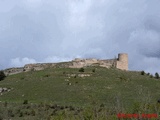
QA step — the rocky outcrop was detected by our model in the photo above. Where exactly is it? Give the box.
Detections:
[66,74,91,77]
[0,87,11,95]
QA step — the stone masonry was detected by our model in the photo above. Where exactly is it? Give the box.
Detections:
[3,53,128,76]
[69,53,128,70]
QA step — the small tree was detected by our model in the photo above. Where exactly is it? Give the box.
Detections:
[141,71,145,75]
[0,71,6,81]
[147,73,150,76]
[155,72,159,79]
[79,68,84,72]
[23,100,28,104]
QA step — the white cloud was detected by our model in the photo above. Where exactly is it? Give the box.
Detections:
[10,58,36,67]
[44,56,72,63]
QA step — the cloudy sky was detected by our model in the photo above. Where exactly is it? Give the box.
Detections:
[0,0,160,74]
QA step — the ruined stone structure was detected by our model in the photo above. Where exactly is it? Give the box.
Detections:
[116,53,128,70]
[69,53,128,70]
[4,67,24,76]
[23,63,56,72]
[3,53,128,76]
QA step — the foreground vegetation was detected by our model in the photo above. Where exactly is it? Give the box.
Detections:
[0,101,160,120]
[0,66,160,119]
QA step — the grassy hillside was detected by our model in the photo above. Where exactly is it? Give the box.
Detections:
[0,66,160,119]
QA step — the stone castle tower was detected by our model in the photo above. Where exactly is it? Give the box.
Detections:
[116,53,128,70]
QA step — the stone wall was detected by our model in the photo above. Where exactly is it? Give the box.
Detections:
[24,63,56,72]
[69,58,99,68]
[3,53,128,75]
[4,67,24,76]
[69,53,128,70]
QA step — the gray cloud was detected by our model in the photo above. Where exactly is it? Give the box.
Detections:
[0,0,160,74]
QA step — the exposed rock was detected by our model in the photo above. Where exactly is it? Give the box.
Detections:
[68,83,72,85]
[65,79,69,81]
[3,88,8,91]
[66,74,91,77]
[7,89,11,92]
[78,74,91,77]
[0,87,11,93]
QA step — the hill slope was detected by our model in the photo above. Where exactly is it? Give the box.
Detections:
[0,66,160,119]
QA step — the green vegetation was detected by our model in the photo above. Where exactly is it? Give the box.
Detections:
[0,71,6,81]
[79,68,84,72]
[0,66,160,119]
[141,71,145,75]
[92,68,95,73]
[155,72,159,79]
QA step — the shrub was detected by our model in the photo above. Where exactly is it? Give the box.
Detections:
[21,77,25,80]
[19,112,23,117]
[63,72,66,74]
[0,71,6,81]
[155,72,159,79]
[4,101,7,107]
[150,75,153,78]
[74,75,77,78]
[44,74,49,77]
[79,68,84,72]
[92,69,95,73]
[141,71,145,75]
[23,100,28,104]
[7,109,14,117]
[30,109,36,116]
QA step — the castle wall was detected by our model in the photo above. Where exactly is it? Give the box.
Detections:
[70,58,99,68]
[69,58,117,68]
[24,63,56,71]
[98,59,116,68]
[4,67,24,76]
[3,53,128,76]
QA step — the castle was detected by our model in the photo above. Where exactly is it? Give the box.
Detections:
[70,53,128,70]
[3,53,128,76]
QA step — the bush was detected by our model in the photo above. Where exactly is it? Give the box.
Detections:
[74,75,77,78]
[0,71,6,81]
[79,68,84,72]
[141,71,145,75]
[23,100,28,104]
[44,74,49,77]
[92,69,95,73]
[63,71,66,74]
[155,72,159,79]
